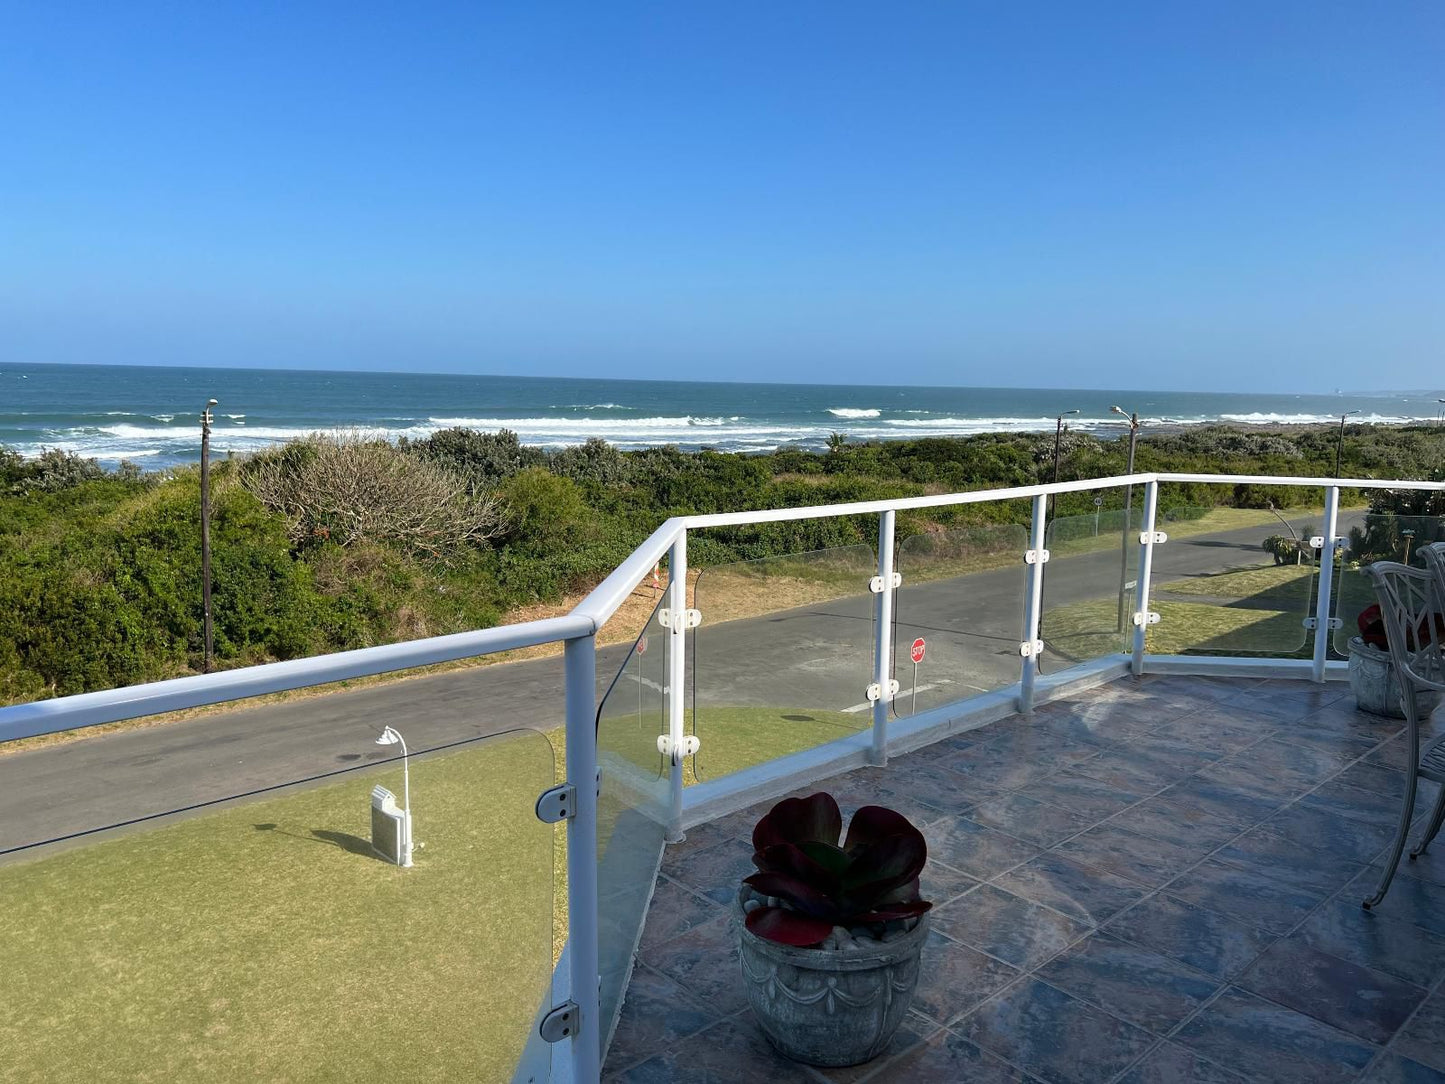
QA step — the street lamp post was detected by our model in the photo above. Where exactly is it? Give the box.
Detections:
[375,726,413,867]
[1093,496,1103,536]
[1403,529,1417,565]
[200,398,217,673]
[1111,406,1141,631]
[1336,410,1359,479]
[1050,409,1080,526]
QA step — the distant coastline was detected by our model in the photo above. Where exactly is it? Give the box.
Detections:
[3,362,1441,469]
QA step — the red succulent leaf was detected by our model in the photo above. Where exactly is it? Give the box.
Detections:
[843,806,918,855]
[752,793,842,852]
[755,842,842,892]
[841,829,927,900]
[746,906,835,947]
[744,871,837,918]
[797,841,851,876]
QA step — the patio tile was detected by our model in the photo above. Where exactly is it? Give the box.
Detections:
[1168,857,1325,936]
[920,860,979,906]
[910,928,1022,1026]
[1336,760,1435,801]
[1174,986,1379,1084]
[1053,822,1203,888]
[605,964,720,1071]
[669,808,757,857]
[964,793,1093,848]
[1016,767,1152,820]
[1303,778,1414,829]
[1264,802,1394,865]
[638,875,723,953]
[1115,1041,1247,1083]
[1195,754,1323,803]
[956,976,1157,1084]
[1129,733,1230,770]
[1106,893,1275,978]
[922,815,1041,880]
[1237,937,1426,1044]
[1217,735,1354,787]
[1224,686,1348,721]
[815,1012,935,1084]
[640,913,749,1018]
[1035,932,1221,1034]
[1351,865,1445,937]
[608,1014,820,1083]
[1297,897,1445,988]
[994,851,1146,925]
[1107,795,1245,854]
[1272,721,1387,759]
[1159,776,1283,829]
[1067,748,1187,792]
[1212,824,1365,896]
[933,884,1089,969]
[857,1028,1037,1083]
[665,836,757,905]
[944,741,1060,790]
[1391,990,1445,1073]
[1360,1053,1445,1084]
[1164,705,1279,753]
[829,774,957,830]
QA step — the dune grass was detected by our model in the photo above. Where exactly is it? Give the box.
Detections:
[0,731,557,1084]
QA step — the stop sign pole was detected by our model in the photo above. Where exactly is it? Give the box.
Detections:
[909,638,926,714]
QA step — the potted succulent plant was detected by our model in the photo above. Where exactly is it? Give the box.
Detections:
[733,792,931,1068]
[1350,603,1443,718]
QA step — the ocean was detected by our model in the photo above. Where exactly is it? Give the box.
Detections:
[2,362,1440,470]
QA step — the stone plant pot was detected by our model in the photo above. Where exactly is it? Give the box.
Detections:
[733,889,928,1067]
[1348,636,1442,719]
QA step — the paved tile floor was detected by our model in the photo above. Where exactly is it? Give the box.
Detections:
[603,675,1445,1083]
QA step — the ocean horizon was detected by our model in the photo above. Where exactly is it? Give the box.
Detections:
[4,362,1441,470]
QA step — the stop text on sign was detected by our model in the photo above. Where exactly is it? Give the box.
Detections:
[910,638,926,664]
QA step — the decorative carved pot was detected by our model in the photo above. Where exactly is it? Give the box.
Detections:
[733,889,928,1067]
[1349,636,1442,719]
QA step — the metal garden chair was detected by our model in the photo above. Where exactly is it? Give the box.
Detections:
[1362,557,1445,910]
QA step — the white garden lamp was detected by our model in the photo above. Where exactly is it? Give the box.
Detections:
[375,726,413,867]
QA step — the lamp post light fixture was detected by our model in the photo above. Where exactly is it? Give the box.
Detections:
[1052,409,1080,486]
[1336,410,1360,479]
[1093,496,1103,536]
[1403,528,1417,565]
[375,726,413,867]
[1110,405,1142,632]
[200,398,218,673]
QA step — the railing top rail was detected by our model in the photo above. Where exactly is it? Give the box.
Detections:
[680,473,1158,529]
[571,517,686,629]
[0,613,593,742]
[1153,472,1445,490]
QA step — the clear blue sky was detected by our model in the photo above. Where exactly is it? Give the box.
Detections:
[1,2,1441,392]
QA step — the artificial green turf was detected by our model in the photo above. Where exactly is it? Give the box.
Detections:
[0,731,557,1083]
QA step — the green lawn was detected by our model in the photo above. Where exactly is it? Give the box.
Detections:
[0,731,557,1084]
[1041,563,1318,664]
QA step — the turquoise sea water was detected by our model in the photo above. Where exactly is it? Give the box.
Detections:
[2,362,1440,469]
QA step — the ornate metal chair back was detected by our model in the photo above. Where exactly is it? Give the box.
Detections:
[1365,560,1445,695]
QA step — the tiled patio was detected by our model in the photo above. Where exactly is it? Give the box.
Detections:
[604,675,1445,1084]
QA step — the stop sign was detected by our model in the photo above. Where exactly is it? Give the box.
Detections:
[636,636,648,655]
[910,638,926,664]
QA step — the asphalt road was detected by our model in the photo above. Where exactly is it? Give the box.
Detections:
[0,511,1358,854]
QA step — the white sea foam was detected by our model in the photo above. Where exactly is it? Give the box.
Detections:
[828,408,881,418]
[1219,411,1422,425]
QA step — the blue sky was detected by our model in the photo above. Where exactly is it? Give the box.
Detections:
[1,2,1441,392]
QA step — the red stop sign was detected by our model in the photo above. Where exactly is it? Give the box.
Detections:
[910,638,926,664]
[636,636,648,655]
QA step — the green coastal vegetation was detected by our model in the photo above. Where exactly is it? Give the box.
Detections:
[1,424,1442,703]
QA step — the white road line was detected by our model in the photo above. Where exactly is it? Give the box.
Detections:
[841,678,955,714]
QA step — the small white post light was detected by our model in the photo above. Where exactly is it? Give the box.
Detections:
[374,726,413,867]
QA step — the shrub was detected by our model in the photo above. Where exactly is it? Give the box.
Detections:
[241,432,505,560]
[406,427,545,483]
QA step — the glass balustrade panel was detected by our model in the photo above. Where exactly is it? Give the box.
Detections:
[691,545,877,781]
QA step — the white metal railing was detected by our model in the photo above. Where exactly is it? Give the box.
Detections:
[3,470,1445,1084]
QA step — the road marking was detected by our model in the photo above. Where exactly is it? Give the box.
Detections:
[841,679,954,713]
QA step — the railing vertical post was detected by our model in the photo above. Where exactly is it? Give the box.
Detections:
[1020,493,1048,713]
[871,510,896,766]
[666,532,688,841]
[564,633,601,1083]
[1313,486,1341,683]
[1131,480,1160,675]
